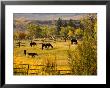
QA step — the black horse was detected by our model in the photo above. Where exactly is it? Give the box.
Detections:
[42,43,53,50]
[27,53,38,57]
[30,42,36,47]
[24,50,38,57]
[71,39,78,44]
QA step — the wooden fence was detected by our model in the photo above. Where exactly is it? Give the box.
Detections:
[14,63,72,75]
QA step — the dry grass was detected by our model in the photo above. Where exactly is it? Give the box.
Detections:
[14,39,77,75]
[14,39,97,75]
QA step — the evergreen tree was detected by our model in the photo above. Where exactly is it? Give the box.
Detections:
[55,18,62,35]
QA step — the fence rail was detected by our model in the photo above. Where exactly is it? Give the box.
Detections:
[14,63,72,75]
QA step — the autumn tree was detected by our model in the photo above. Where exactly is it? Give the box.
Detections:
[27,23,42,39]
[67,15,97,75]
[14,31,19,40]
[68,30,74,38]
[75,28,83,39]
[60,27,68,42]
[14,31,26,40]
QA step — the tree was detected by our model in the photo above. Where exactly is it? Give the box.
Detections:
[62,20,67,27]
[67,15,97,75]
[68,19,73,27]
[41,25,56,38]
[55,18,63,35]
[68,30,74,37]
[75,28,83,39]
[14,31,19,40]
[48,26,56,38]
[67,26,75,39]
[18,32,26,40]
[41,26,48,38]
[60,27,69,42]
[25,31,33,40]
[14,31,26,40]
[27,23,42,39]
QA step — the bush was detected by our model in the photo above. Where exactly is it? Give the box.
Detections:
[42,57,57,75]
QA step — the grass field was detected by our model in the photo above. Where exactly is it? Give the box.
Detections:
[14,39,79,75]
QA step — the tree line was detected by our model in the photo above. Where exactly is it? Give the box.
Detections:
[14,15,96,42]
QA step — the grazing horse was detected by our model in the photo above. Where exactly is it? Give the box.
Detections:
[71,39,78,44]
[24,50,38,57]
[42,43,53,50]
[30,42,36,47]
[27,53,38,57]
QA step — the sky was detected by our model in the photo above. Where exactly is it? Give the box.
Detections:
[13,13,91,20]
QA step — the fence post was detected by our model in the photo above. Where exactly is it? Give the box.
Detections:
[27,64,30,75]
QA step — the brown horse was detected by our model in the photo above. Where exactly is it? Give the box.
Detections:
[30,42,36,47]
[42,43,53,50]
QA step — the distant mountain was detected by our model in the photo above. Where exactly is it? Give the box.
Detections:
[14,13,88,21]
[13,13,96,31]
[13,19,81,32]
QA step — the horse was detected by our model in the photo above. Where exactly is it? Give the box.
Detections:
[42,43,53,50]
[30,42,36,47]
[27,53,38,57]
[24,50,38,57]
[71,39,78,44]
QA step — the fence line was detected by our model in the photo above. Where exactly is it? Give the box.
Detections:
[14,63,72,75]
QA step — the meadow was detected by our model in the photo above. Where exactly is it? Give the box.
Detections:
[14,39,79,75]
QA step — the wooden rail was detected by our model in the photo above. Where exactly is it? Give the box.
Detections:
[13,63,72,75]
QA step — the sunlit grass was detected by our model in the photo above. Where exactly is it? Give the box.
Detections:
[14,40,77,75]
[14,39,96,75]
